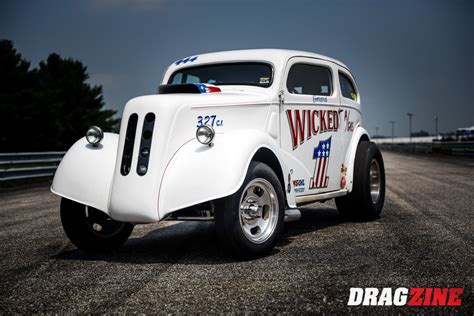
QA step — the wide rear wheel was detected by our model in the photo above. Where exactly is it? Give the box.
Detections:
[335,141,385,220]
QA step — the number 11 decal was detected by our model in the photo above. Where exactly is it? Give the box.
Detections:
[310,137,331,189]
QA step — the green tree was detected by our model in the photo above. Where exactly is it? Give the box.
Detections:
[0,40,37,151]
[0,39,119,152]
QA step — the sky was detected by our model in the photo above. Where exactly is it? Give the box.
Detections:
[1,0,473,136]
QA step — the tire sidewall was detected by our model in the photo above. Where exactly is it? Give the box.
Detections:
[218,162,285,258]
[60,198,133,252]
[354,141,386,218]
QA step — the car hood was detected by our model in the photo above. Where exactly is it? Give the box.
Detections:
[108,90,274,222]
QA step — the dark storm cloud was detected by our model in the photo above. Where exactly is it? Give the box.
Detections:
[1,0,472,135]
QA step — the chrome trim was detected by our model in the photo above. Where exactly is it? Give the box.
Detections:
[196,125,215,145]
[295,189,348,205]
[168,216,214,221]
[284,209,301,222]
[86,126,104,146]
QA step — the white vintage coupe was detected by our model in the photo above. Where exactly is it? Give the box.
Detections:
[52,49,385,258]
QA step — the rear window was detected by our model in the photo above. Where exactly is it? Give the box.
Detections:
[287,64,332,96]
[168,62,273,87]
[339,72,357,101]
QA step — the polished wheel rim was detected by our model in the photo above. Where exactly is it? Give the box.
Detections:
[239,178,279,244]
[84,206,125,238]
[369,158,381,204]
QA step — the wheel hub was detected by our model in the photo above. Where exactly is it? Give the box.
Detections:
[239,178,279,244]
[240,198,263,221]
[369,158,381,204]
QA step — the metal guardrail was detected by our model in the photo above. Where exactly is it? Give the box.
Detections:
[373,136,441,144]
[377,141,474,157]
[0,152,65,182]
[1,140,472,181]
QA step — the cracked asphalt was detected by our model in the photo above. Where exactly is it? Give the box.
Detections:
[0,151,472,313]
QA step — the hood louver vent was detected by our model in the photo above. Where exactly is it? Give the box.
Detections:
[120,113,138,176]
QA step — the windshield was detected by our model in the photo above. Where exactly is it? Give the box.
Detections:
[168,62,273,87]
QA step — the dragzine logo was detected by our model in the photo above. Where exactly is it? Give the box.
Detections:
[347,287,464,307]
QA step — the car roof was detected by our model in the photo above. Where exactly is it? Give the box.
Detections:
[169,49,350,71]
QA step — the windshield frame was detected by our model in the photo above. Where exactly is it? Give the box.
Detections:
[167,61,274,88]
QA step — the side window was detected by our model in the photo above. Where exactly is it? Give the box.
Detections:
[171,73,200,84]
[287,63,332,96]
[171,73,183,84]
[339,72,357,101]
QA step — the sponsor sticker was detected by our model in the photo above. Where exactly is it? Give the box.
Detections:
[350,92,357,101]
[259,77,270,84]
[340,176,346,189]
[344,110,356,132]
[313,96,328,103]
[292,179,305,193]
[175,56,198,65]
[340,164,347,175]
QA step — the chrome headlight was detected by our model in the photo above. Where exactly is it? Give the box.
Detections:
[86,126,104,145]
[196,125,215,145]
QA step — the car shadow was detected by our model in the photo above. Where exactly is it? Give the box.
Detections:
[279,205,343,247]
[53,205,344,265]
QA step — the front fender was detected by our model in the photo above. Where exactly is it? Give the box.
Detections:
[343,125,370,192]
[158,129,294,218]
[51,133,118,214]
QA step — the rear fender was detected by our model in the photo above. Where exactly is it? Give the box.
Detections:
[343,125,370,192]
[158,129,295,218]
[51,133,118,214]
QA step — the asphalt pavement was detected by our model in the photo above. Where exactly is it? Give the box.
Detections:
[0,151,472,313]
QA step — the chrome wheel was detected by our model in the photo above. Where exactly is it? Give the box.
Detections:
[239,178,279,244]
[369,158,381,204]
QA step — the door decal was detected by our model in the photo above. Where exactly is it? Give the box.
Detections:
[310,137,332,189]
[286,109,339,150]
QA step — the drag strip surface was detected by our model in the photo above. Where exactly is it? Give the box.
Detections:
[0,152,472,313]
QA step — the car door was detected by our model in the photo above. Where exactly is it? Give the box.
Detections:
[280,57,344,196]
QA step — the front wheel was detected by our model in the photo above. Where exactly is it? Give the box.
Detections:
[335,141,385,220]
[215,162,285,259]
[60,198,134,252]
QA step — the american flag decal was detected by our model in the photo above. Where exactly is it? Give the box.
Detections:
[310,137,332,189]
[194,83,221,93]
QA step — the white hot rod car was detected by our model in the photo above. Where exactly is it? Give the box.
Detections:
[51,49,385,258]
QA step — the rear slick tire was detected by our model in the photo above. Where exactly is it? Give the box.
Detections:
[335,141,385,220]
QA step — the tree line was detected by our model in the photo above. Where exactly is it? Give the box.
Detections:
[0,39,119,152]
